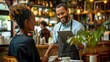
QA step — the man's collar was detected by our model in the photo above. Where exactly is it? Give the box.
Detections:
[62,18,72,26]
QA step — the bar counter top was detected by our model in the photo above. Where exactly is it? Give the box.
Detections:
[0,41,110,62]
[36,40,110,48]
[98,40,110,45]
[36,44,49,48]
[0,41,110,57]
[36,41,110,57]
[0,40,109,47]
[36,44,58,57]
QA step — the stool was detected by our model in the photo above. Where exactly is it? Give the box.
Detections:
[3,56,18,62]
[99,52,109,62]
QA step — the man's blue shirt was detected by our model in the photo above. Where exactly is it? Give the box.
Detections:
[52,19,84,43]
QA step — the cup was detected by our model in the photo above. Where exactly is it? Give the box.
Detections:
[48,56,57,62]
[70,60,83,62]
[61,57,70,62]
[40,38,44,45]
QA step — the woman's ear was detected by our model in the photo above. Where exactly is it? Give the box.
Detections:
[25,19,29,23]
[24,19,29,26]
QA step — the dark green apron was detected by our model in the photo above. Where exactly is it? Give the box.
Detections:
[58,20,80,60]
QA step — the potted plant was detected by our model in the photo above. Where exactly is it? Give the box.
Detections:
[66,21,109,62]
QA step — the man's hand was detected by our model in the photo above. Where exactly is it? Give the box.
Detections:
[42,56,49,62]
[54,57,60,62]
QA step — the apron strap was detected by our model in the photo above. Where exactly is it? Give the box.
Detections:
[59,19,73,31]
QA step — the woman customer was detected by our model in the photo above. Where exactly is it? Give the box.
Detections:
[8,4,47,62]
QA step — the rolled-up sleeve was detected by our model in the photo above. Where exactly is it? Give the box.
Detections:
[52,27,58,44]
[51,24,60,44]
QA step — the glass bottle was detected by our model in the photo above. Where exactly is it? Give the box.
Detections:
[49,1,53,7]
[45,1,49,7]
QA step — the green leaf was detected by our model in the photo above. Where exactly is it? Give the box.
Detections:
[66,21,109,48]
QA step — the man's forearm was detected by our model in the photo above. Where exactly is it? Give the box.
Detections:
[44,43,55,57]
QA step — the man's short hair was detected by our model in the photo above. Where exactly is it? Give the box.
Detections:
[56,3,68,10]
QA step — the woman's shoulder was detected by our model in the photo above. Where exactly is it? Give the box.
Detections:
[11,34,33,44]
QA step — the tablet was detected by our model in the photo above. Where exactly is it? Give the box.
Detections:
[57,30,74,43]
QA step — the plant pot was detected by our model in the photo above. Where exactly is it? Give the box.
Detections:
[89,55,97,62]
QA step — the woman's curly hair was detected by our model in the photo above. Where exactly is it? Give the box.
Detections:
[9,4,32,29]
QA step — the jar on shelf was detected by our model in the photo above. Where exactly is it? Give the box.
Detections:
[0,35,4,44]
[31,7,39,16]
[49,1,53,7]
[45,1,49,7]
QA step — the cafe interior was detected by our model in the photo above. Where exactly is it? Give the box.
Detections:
[0,0,110,62]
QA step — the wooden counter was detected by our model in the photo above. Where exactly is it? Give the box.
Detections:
[36,41,110,57]
[36,44,49,49]
[82,41,110,62]
[36,44,58,57]
[0,44,9,62]
[0,41,110,61]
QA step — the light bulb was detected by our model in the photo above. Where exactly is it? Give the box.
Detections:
[90,0,94,3]
[97,12,101,16]
[33,11,38,15]
[103,0,107,4]
[77,9,81,14]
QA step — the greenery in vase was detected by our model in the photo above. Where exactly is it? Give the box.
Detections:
[66,21,109,48]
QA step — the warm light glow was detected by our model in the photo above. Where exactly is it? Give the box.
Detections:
[89,0,94,3]
[76,6,82,15]
[33,11,38,15]
[96,12,101,16]
[49,23,52,26]
[8,16,11,20]
[103,0,107,4]
[76,9,81,14]
[0,0,5,2]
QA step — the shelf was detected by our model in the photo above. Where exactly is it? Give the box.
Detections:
[0,10,9,15]
[36,15,50,18]
[36,15,55,18]
[0,30,11,32]
[31,4,55,18]
[0,44,9,47]
[81,10,110,15]
[83,23,102,26]
[31,5,55,10]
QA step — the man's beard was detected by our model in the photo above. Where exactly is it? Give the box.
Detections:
[57,14,69,24]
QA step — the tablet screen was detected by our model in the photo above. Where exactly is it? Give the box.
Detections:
[57,30,74,43]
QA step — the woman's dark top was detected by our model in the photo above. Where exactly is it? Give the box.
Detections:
[8,34,41,62]
[40,28,50,43]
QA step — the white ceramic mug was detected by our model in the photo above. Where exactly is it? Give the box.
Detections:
[60,57,70,62]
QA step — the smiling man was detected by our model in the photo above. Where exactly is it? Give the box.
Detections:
[43,3,84,61]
